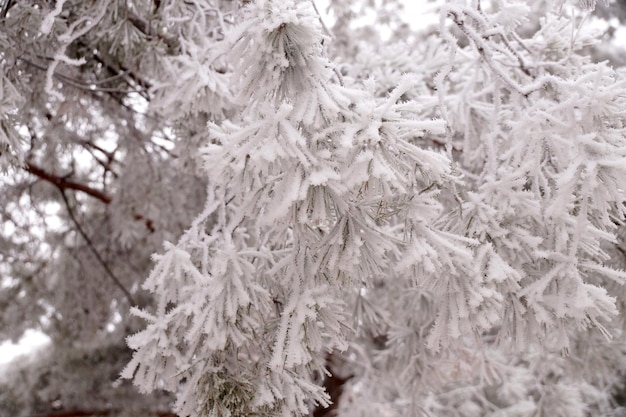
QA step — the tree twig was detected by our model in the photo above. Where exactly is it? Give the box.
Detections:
[26,161,113,204]
[0,0,13,19]
[59,188,137,306]
[126,10,179,52]
[24,161,156,233]
[310,0,332,39]
[20,57,146,95]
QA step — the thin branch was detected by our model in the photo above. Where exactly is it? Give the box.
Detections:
[25,161,155,232]
[20,57,146,94]
[81,145,119,180]
[0,0,13,19]
[311,0,333,38]
[126,11,179,52]
[81,140,116,162]
[25,410,177,417]
[25,161,113,204]
[86,68,132,86]
[615,244,626,263]
[90,51,152,101]
[498,32,532,77]
[448,9,531,98]
[308,1,343,86]
[59,188,137,306]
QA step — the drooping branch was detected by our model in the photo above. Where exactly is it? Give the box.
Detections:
[58,188,137,306]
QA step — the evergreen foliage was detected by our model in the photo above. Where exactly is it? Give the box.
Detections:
[4,1,626,416]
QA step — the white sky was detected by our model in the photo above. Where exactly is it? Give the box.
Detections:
[0,330,50,367]
[317,0,437,33]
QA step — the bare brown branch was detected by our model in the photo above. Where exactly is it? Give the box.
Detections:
[25,161,113,204]
[24,161,155,233]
